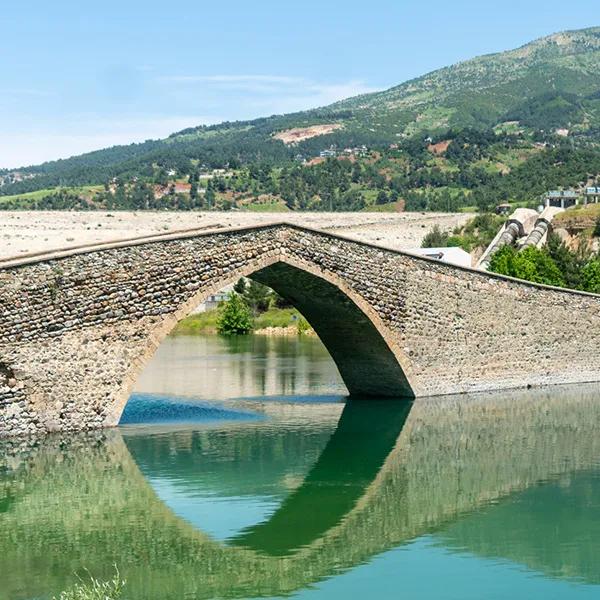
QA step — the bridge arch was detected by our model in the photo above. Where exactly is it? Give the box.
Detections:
[112,254,415,425]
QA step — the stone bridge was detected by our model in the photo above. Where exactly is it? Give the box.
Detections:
[1,222,599,436]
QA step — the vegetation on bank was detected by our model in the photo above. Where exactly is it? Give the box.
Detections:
[489,230,600,293]
[3,134,600,214]
[171,279,312,336]
[421,213,505,253]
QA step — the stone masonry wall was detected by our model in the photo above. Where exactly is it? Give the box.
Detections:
[1,223,600,436]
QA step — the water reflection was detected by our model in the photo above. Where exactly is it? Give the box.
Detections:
[2,383,600,599]
[134,335,346,401]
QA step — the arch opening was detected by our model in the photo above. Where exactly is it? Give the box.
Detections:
[119,257,415,427]
[250,261,414,398]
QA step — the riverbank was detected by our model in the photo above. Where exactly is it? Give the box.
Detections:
[0,210,471,261]
[170,307,314,336]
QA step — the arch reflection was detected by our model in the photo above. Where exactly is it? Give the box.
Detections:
[2,385,600,599]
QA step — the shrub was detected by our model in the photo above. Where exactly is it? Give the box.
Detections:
[581,260,600,294]
[421,225,449,248]
[296,316,311,335]
[489,245,565,287]
[216,293,253,335]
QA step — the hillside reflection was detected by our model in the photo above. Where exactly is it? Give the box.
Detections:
[2,384,600,599]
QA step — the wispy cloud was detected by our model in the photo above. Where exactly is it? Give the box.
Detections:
[157,73,380,112]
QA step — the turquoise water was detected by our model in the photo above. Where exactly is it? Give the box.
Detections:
[1,335,600,599]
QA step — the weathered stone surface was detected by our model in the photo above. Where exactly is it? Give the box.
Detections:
[1,222,600,436]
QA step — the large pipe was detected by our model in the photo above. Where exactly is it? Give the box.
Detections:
[478,208,539,271]
[479,221,523,271]
[520,207,564,250]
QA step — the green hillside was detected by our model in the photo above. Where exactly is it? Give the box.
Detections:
[2,27,600,212]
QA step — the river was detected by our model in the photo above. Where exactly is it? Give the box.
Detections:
[1,334,600,599]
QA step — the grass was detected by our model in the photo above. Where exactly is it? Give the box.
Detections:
[170,310,220,335]
[171,306,304,335]
[363,201,402,212]
[0,185,103,205]
[243,201,290,212]
[53,569,125,600]
[254,307,301,329]
[554,202,600,229]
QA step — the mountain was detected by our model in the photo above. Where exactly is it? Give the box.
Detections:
[331,26,600,136]
[2,26,600,211]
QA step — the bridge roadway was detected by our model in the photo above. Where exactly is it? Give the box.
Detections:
[1,222,600,435]
[2,386,600,599]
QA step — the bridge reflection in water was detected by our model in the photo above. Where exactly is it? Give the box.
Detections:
[2,385,600,599]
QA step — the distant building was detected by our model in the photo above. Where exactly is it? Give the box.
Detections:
[190,286,233,314]
[495,203,512,215]
[408,247,472,269]
[319,149,337,158]
[544,190,579,209]
[584,187,600,205]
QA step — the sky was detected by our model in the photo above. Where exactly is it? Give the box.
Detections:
[0,0,598,168]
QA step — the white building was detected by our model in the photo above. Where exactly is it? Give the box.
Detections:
[408,247,472,268]
[190,284,234,314]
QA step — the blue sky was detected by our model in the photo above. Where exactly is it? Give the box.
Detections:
[1,0,598,168]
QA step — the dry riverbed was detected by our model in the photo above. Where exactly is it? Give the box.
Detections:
[0,211,471,260]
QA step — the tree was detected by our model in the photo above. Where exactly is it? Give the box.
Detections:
[216,293,253,335]
[546,233,588,289]
[242,279,272,315]
[421,225,449,248]
[233,277,246,295]
[581,260,600,294]
[376,190,389,205]
[489,245,565,287]
[594,216,600,238]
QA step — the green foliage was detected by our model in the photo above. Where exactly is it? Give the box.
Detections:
[173,306,305,334]
[242,279,273,315]
[216,293,253,335]
[581,260,600,293]
[296,316,311,335]
[422,214,504,252]
[254,308,301,329]
[171,310,221,335]
[421,225,449,247]
[53,569,125,600]
[546,234,590,289]
[489,245,565,287]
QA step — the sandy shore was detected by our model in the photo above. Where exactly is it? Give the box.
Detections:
[0,211,471,261]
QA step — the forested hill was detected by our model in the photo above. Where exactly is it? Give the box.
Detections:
[2,26,600,211]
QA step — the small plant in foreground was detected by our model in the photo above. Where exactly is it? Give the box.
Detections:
[53,567,125,600]
[296,316,311,335]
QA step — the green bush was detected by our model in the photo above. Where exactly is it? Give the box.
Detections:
[489,245,565,287]
[581,260,600,294]
[421,225,449,248]
[296,316,311,335]
[216,293,253,335]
